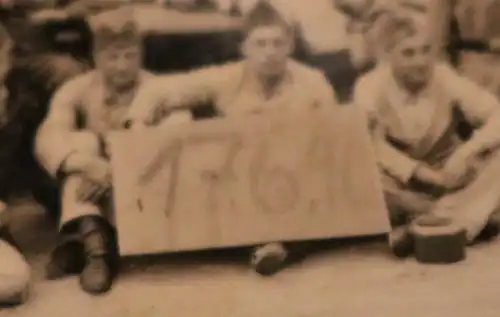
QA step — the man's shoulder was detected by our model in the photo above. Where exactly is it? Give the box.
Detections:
[434,61,461,82]
[138,70,155,82]
[288,59,329,83]
[56,70,97,94]
[355,63,389,92]
[200,61,245,78]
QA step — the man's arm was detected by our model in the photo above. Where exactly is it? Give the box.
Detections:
[35,76,83,177]
[127,65,229,126]
[440,63,500,157]
[353,69,421,184]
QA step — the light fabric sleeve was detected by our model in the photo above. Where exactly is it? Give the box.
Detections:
[439,63,500,155]
[353,67,420,184]
[35,75,87,177]
[127,63,237,125]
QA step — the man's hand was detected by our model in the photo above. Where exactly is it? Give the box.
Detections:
[441,149,477,190]
[126,103,173,129]
[412,165,445,188]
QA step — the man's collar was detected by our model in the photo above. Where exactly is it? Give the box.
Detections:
[387,67,436,105]
[243,59,293,99]
[101,72,144,106]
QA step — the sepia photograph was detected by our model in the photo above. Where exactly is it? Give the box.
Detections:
[0,0,499,316]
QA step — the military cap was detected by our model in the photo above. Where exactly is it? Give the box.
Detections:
[89,7,141,51]
[385,11,430,50]
[241,0,294,36]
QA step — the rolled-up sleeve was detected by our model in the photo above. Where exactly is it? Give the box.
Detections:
[440,63,500,154]
[439,63,499,125]
[35,77,82,177]
[353,69,419,184]
[127,64,232,125]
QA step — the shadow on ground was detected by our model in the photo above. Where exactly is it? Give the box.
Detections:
[3,198,500,317]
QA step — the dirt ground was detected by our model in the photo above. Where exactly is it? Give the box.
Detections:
[2,199,500,317]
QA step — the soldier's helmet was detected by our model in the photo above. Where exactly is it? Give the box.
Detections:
[89,8,141,51]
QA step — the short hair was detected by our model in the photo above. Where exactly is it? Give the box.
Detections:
[89,8,141,51]
[241,1,294,37]
[384,11,429,51]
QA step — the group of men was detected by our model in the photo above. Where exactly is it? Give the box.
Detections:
[1,0,500,308]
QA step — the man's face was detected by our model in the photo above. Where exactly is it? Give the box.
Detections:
[95,44,142,89]
[242,25,294,78]
[391,34,435,87]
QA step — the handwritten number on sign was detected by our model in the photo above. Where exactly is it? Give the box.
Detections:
[250,138,300,214]
[138,139,183,217]
[184,133,243,213]
[138,133,243,216]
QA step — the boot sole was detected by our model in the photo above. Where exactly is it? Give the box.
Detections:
[251,251,287,276]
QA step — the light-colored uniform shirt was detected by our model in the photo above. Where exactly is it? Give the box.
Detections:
[127,59,338,122]
[378,71,438,145]
[35,70,191,177]
[354,61,500,184]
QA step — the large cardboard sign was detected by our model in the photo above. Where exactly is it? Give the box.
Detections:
[108,107,390,256]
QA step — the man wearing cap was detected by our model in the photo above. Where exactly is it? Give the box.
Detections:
[35,9,191,294]
[354,14,500,257]
[126,1,338,276]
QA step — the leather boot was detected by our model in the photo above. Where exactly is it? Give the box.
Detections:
[250,242,288,276]
[79,217,116,295]
[388,225,414,258]
[475,217,500,242]
[45,236,85,280]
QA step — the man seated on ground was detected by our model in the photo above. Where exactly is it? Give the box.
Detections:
[354,13,500,257]
[35,9,192,295]
[0,23,31,307]
[125,0,338,276]
[332,0,436,102]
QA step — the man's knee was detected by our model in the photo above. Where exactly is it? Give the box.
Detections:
[0,241,30,304]
[381,174,434,223]
[70,132,100,156]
